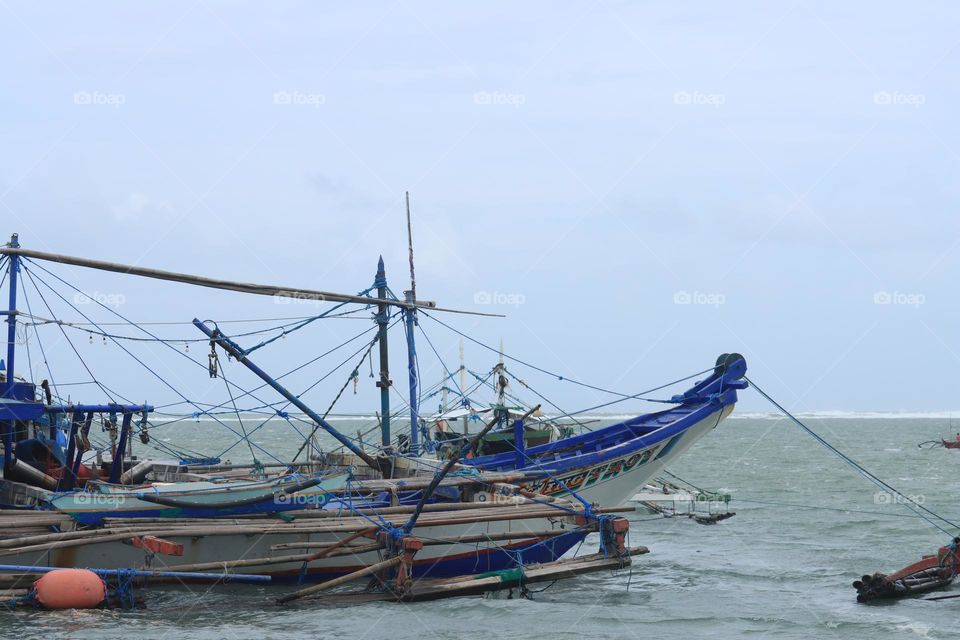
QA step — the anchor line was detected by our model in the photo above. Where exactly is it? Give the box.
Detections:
[747,376,960,536]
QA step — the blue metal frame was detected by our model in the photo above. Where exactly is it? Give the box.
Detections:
[403,291,419,453]
[3,233,19,470]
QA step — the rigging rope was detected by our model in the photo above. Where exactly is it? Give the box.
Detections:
[747,376,960,535]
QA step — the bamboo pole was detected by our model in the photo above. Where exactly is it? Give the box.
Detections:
[277,556,402,604]
[160,542,386,573]
[272,528,574,551]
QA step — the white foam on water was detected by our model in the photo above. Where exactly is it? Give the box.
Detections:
[734,410,960,420]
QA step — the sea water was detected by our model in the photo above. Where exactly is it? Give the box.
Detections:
[4,416,960,639]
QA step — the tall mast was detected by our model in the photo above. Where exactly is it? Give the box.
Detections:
[402,192,420,454]
[459,337,467,435]
[3,233,20,470]
[375,257,391,448]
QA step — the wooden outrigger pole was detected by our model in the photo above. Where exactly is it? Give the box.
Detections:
[0,244,503,317]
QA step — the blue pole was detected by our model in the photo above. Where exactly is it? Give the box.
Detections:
[192,319,382,470]
[4,233,19,470]
[403,290,419,454]
[0,564,271,584]
[374,257,391,448]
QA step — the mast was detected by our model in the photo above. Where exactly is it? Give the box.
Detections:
[3,233,19,470]
[375,257,391,448]
[403,192,420,454]
[459,338,467,435]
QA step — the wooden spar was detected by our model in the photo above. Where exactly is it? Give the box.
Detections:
[284,547,650,605]
[0,246,505,317]
[402,404,542,533]
[271,528,575,551]
[0,505,599,556]
[163,529,577,573]
[97,504,631,532]
[161,541,386,573]
[305,526,378,562]
[277,556,403,604]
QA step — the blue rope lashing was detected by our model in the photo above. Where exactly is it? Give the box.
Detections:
[112,568,137,610]
[597,515,611,558]
[0,589,37,609]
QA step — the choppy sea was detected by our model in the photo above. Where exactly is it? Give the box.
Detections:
[5,416,960,639]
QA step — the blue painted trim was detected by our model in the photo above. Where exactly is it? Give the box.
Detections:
[466,356,746,476]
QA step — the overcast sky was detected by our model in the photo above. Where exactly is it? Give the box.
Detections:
[1,2,958,417]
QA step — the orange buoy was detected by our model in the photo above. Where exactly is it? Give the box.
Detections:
[34,569,107,609]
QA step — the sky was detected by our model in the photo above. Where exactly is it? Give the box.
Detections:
[1,1,959,418]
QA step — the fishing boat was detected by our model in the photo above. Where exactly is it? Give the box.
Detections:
[0,230,639,593]
[854,539,960,602]
[0,476,628,585]
[418,348,746,506]
[461,353,746,506]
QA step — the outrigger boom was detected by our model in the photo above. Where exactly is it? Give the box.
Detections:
[0,245,501,317]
